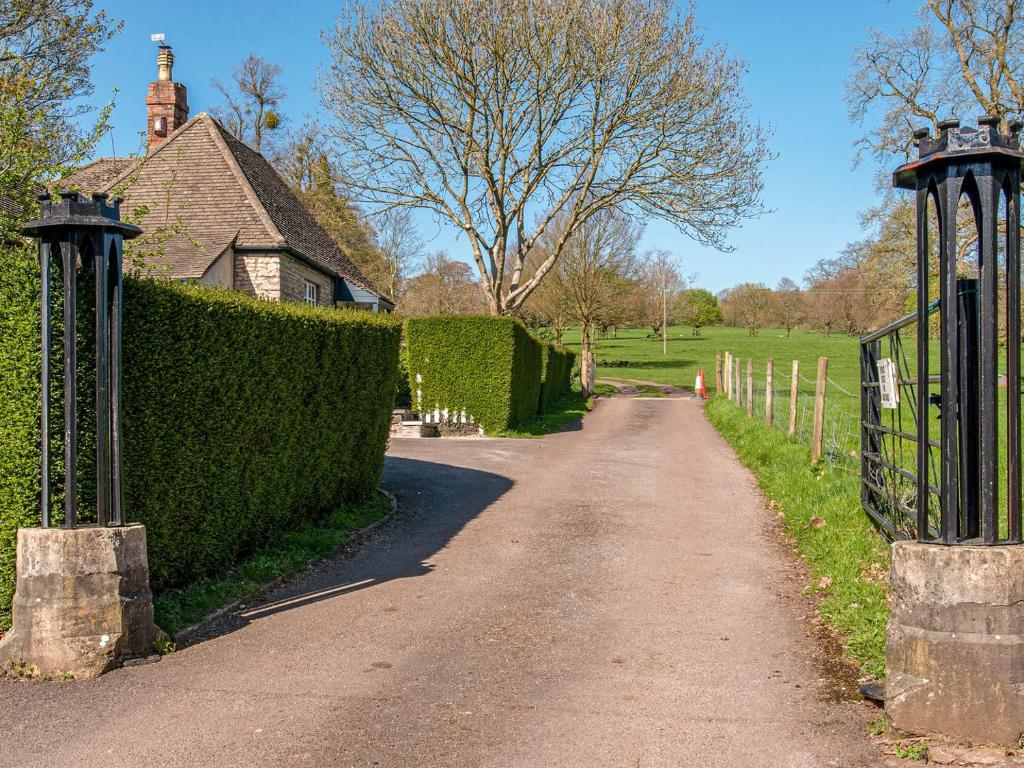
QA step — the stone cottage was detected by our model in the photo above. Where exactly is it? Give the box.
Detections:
[71,45,392,311]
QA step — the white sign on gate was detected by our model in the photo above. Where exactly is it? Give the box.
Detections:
[877,358,899,409]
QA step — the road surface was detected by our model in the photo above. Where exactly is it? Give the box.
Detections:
[0,396,882,767]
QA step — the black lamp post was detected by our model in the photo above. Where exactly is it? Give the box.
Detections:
[22,192,141,529]
[893,118,1023,544]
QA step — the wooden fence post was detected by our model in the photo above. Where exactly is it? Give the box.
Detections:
[734,355,740,404]
[788,360,799,437]
[811,356,828,464]
[746,359,753,417]
[715,351,723,395]
[765,359,774,426]
[726,352,731,400]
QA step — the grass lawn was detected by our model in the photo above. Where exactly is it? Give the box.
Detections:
[561,325,864,395]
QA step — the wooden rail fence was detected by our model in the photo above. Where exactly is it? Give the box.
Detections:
[716,352,835,466]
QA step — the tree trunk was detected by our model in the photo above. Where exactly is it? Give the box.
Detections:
[581,324,596,396]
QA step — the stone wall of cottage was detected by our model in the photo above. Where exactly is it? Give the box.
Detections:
[280,252,333,307]
[234,254,280,300]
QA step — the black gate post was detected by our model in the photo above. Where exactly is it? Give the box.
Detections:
[22,192,140,528]
[893,118,1024,544]
[883,118,1024,744]
[0,191,156,679]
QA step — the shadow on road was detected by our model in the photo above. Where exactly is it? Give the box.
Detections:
[182,457,513,645]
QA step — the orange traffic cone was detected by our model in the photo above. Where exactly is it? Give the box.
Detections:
[694,370,707,400]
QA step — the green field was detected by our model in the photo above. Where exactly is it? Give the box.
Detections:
[561,325,863,394]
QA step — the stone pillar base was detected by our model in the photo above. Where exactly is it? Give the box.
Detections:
[886,540,1024,745]
[0,524,157,679]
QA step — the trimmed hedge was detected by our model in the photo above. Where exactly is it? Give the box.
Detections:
[405,315,543,432]
[0,246,43,626]
[539,344,576,411]
[0,264,401,622]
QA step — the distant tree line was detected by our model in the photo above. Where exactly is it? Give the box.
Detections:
[717,256,903,338]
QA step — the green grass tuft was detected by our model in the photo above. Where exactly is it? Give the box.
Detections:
[706,396,890,678]
[495,390,592,438]
[592,383,620,397]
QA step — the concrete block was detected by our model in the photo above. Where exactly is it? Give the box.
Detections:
[0,524,158,679]
[886,540,1024,745]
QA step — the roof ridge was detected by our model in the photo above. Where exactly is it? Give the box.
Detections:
[202,116,285,246]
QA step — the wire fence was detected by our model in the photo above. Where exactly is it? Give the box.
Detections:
[718,353,861,475]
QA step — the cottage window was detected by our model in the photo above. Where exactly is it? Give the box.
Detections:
[303,281,318,306]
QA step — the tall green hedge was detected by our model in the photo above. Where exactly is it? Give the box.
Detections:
[539,344,576,411]
[405,315,543,432]
[0,246,43,627]
[0,266,401,622]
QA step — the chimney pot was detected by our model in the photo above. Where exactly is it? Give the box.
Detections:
[157,46,174,82]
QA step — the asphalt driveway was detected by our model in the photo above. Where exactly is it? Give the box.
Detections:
[0,397,882,767]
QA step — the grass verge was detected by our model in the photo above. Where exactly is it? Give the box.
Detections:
[705,396,890,678]
[154,492,393,637]
[497,390,592,437]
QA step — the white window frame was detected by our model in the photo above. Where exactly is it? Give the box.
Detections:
[303,280,319,306]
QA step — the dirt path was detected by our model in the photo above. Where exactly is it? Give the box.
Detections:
[0,398,882,767]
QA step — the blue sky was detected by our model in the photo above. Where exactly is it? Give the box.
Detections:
[85,0,920,293]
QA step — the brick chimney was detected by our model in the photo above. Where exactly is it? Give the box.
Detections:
[145,45,188,151]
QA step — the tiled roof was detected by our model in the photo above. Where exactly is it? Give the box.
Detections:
[0,194,21,217]
[69,114,381,296]
[70,158,138,194]
[214,126,381,295]
[133,231,237,280]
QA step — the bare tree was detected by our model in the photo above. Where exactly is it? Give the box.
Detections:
[772,277,802,337]
[804,270,875,336]
[321,0,769,315]
[374,209,423,301]
[526,207,641,395]
[636,249,684,347]
[721,282,773,336]
[848,0,1024,165]
[213,54,286,152]
[399,251,488,315]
